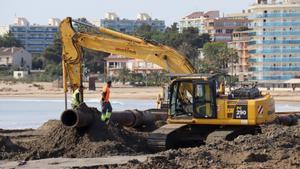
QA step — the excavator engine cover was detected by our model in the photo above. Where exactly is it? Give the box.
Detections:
[228,87,261,100]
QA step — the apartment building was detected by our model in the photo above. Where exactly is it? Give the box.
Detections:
[100,13,165,34]
[179,11,250,42]
[206,17,250,42]
[8,17,60,54]
[104,54,163,78]
[228,31,253,81]
[248,0,300,87]
[178,11,220,34]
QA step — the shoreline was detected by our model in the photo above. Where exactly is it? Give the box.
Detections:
[1,81,300,102]
[1,94,300,103]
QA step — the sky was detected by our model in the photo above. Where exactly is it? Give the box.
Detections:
[0,0,254,26]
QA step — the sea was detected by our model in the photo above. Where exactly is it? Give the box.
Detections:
[0,98,299,129]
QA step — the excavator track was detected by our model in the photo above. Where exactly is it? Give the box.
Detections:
[206,126,262,143]
[147,124,216,152]
[147,124,187,152]
[148,124,262,152]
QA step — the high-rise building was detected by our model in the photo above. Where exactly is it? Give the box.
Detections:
[8,17,60,54]
[248,0,300,87]
[100,13,165,33]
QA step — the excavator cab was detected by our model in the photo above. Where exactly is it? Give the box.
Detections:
[169,76,217,120]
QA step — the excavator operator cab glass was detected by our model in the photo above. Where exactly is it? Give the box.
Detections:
[169,79,217,119]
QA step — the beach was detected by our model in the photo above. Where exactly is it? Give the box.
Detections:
[0,81,299,168]
[1,81,300,102]
[0,81,163,100]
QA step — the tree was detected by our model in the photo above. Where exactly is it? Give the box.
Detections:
[0,32,22,47]
[116,67,130,84]
[32,54,44,69]
[178,42,198,63]
[42,33,62,64]
[202,42,238,73]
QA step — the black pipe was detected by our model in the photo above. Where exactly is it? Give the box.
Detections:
[61,104,168,128]
[61,103,94,128]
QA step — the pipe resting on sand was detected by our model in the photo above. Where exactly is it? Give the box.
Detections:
[60,103,168,128]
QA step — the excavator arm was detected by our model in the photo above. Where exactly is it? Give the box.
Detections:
[60,17,195,92]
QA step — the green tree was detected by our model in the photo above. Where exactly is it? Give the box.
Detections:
[116,67,131,84]
[0,32,22,47]
[178,42,198,62]
[202,42,239,73]
[42,33,62,64]
[32,54,44,69]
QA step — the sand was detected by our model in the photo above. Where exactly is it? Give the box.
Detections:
[1,81,300,102]
[0,118,299,168]
[0,81,163,100]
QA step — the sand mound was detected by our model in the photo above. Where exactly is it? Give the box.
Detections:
[21,119,149,160]
[114,122,300,169]
[0,136,26,160]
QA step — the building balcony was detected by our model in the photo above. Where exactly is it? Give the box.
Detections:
[249,75,294,81]
[250,40,300,45]
[256,22,300,27]
[256,31,300,36]
[249,57,300,62]
[249,66,300,71]
[253,13,300,18]
[249,48,300,54]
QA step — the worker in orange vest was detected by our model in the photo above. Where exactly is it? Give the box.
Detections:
[101,81,112,123]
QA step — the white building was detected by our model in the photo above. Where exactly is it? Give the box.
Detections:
[0,26,9,36]
[104,54,163,78]
[178,11,220,34]
[0,47,32,69]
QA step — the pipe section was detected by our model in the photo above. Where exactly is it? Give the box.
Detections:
[61,104,168,128]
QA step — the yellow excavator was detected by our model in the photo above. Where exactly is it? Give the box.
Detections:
[60,17,276,151]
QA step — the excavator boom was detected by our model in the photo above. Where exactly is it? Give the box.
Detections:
[60,17,195,92]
